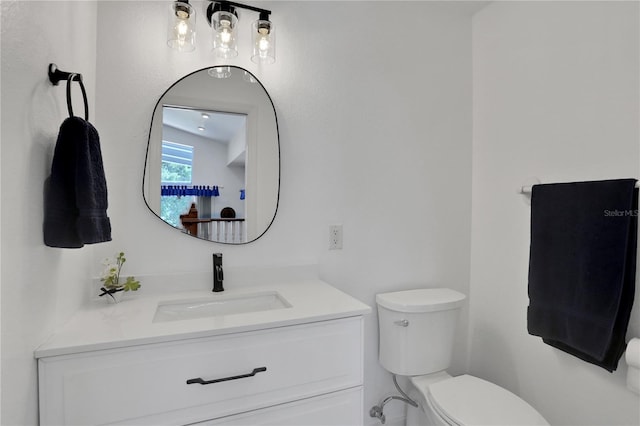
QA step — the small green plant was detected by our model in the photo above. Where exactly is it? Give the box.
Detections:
[99,252,141,301]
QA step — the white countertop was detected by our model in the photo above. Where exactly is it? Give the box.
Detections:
[34,280,371,358]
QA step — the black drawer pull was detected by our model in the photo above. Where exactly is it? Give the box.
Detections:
[186,367,267,385]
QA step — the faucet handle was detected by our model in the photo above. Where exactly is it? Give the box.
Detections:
[215,265,224,281]
[212,253,224,292]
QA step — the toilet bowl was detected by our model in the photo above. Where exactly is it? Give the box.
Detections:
[376,289,548,426]
[406,372,548,426]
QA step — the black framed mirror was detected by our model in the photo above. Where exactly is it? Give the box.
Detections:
[143,66,279,244]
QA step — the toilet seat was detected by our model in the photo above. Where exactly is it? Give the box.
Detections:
[414,374,549,426]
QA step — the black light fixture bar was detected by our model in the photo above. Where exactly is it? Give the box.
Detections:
[206,0,271,25]
[206,0,276,63]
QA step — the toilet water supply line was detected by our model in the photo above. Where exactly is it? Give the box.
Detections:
[370,374,418,424]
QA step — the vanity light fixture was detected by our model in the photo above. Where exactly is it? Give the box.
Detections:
[251,11,275,64]
[208,1,239,58]
[167,0,196,52]
[208,66,232,78]
[243,70,258,83]
[206,1,276,64]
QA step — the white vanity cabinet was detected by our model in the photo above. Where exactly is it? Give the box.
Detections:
[38,316,364,425]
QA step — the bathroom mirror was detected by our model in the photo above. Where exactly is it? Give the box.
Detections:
[143,66,279,244]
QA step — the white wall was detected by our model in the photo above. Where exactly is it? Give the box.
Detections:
[7,1,638,425]
[227,122,246,166]
[1,1,475,423]
[92,1,474,424]
[470,2,640,425]
[0,1,98,424]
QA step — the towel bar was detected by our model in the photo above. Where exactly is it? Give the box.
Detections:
[48,63,82,85]
[48,63,89,121]
[519,181,639,195]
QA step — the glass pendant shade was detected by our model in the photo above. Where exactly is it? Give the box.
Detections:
[167,1,196,52]
[212,10,239,58]
[208,66,232,79]
[243,70,258,83]
[251,19,275,64]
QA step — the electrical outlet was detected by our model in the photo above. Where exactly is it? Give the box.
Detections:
[329,225,343,250]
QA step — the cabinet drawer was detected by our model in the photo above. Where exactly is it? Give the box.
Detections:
[38,317,363,425]
[196,387,363,426]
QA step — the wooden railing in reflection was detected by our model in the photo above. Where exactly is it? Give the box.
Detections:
[180,203,246,243]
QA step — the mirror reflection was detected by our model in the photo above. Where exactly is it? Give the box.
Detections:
[143,66,279,244]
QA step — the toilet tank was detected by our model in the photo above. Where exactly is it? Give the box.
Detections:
[376,288,466,376]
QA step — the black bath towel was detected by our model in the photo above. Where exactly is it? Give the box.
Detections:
[44,117,111,248]
[527,179,638,372]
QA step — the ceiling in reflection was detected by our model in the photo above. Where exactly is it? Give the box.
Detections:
[163,107,246,144]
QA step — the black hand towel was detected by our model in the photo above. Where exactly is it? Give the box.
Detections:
[44,117,111,248]
[527,179,637,372]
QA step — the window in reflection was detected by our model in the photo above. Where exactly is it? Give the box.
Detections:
[161,141,194,184]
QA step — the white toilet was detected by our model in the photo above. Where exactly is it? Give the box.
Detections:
[376,288,549,426]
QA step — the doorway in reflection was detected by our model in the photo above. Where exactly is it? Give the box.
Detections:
[161,106,247,241]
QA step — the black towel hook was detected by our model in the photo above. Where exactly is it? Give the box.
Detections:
[48,63,82,85]
[48,64,89,121]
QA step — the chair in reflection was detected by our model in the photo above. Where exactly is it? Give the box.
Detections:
[220,207,236,218]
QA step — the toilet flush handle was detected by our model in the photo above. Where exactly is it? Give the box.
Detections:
[394,319,409,327]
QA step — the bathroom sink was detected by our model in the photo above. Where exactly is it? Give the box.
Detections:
[153,291,291,323]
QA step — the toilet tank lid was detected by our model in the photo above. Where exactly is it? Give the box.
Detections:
[376,288,466,313]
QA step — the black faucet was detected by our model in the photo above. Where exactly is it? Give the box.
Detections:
[213,253,224,292]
